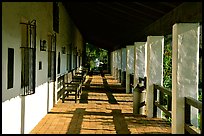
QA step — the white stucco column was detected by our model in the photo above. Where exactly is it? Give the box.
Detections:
[116,49,120,81]
[172,23,200,134]
[110,52,114,76]
[133,42,146,115]
[126,45,135,93]
[117,49,122,82]
[114,51,117,79]
[134,42,146,87]
[121,48,126,87]
[112,51,116,77]
[146,36,164,118]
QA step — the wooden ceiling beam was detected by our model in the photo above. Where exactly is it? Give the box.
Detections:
[133,2,166,14]
[97,2,155,22]
[140,2,202,41]
[159,2,180,8]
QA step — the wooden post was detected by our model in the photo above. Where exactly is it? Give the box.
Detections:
[185,98,191,134]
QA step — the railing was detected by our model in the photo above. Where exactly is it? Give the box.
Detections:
[57,74,65,100]
[153,84,172,118]
[153,84,202,134]
[185,97,202,134]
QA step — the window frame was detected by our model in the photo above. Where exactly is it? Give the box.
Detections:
[48,33,56,81]
[20,20,36,96]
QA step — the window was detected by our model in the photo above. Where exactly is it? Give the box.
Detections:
[73,46,77,69]
[53,2,59,33]
[39,61,42,70]
[67,53,71,71]
[20,20,36,96]
[73,54,76,69]
[48,33,56,81]
[7,48,14,89]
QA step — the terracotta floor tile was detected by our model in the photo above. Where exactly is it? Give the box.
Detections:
[29,74,171,134]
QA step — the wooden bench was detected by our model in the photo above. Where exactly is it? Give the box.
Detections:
[61,68,87,103]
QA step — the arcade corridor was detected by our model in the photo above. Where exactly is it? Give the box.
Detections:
[2,2,201,134]
[30,73,171,134]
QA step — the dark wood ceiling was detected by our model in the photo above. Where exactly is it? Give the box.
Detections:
[63,2,201,51]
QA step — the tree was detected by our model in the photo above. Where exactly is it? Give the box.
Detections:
[85,43,108,70]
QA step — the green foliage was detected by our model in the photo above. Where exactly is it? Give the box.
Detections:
[85,43,108,70]
[162,35,173,122]
[163,35,172,89]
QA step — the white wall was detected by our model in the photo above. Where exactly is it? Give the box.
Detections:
[2,2,83,134]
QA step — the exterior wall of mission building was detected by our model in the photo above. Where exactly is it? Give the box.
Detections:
[2,2,83,134]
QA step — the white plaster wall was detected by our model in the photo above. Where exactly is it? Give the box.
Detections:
[146,36,164,118]
[134,42,146,87]
[24,83,48,134]
[2,2,84,134]
[48,81,54,111]
[2,96,22,134]
[2,2,52,134]
[56,2,83,77]
[55,3,84,103]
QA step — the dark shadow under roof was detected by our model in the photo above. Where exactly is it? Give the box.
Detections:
[63,2,202,51]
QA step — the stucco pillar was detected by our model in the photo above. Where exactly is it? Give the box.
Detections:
[116,50,120,81]
[121,48,126,87]
[126,45,134,93]
[146,36,164,118]
[110,52,114,76]
[172,23,200,134]
[133,42,146,115]
[133,42,146,87]
[117,49,122,82]
[114,51,117,79]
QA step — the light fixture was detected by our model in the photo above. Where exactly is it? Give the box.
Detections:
[40,40,46,51]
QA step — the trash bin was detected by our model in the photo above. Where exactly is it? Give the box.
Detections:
[133,84,146,115]
[118,69,121,83]
[129,73,134,93]
[121,71,126,87]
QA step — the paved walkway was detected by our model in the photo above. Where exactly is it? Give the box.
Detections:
[30,74,171,134]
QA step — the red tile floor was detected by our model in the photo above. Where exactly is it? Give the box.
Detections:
[30,74,171,134]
